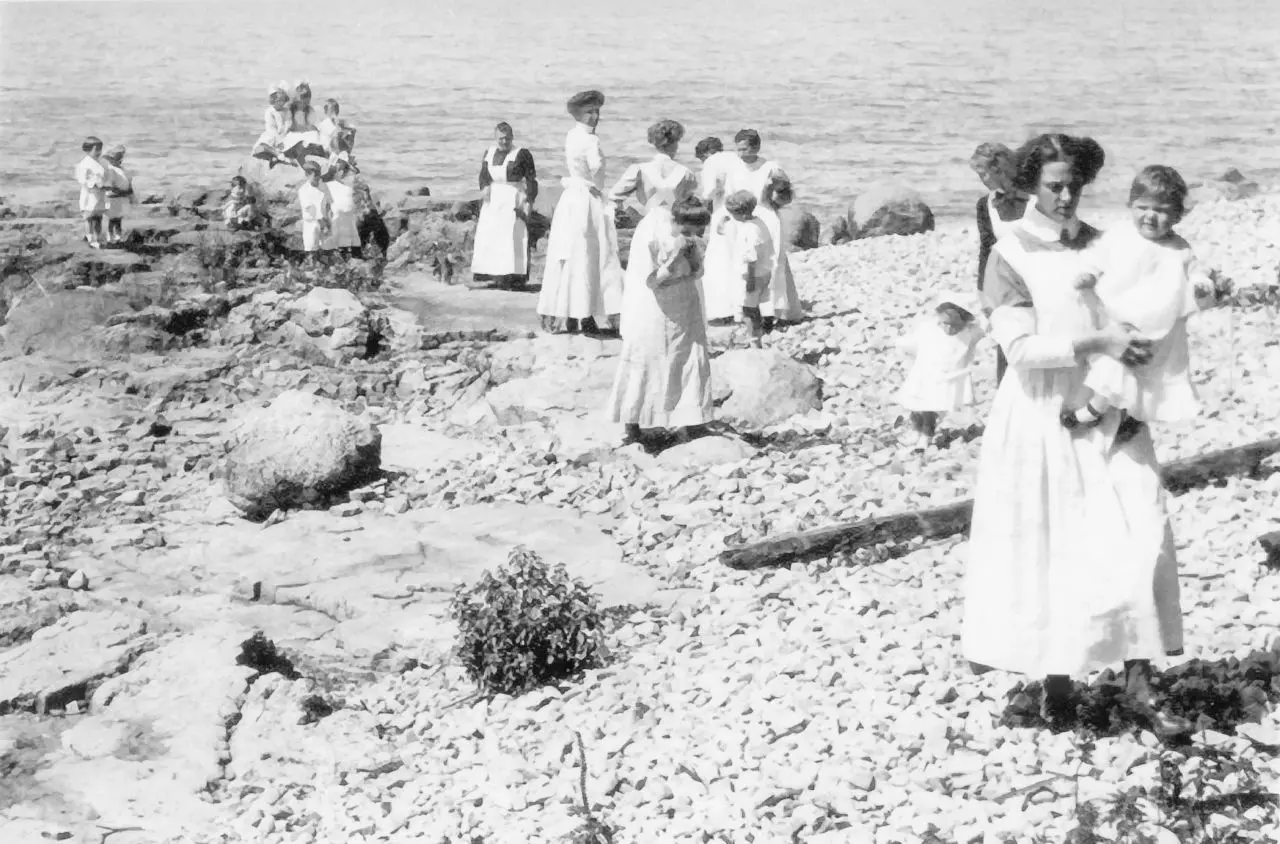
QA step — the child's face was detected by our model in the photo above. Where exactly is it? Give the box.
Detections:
[230,184,245,199]
[936,307,969,335]
[728,208,753,222]
[324,103,337,118]
[677,223,705,239]
[1130,196,1181,241]
[736,140,759,161]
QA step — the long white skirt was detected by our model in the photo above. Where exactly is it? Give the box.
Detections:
[606,276,712,427]
[472,181,528,277]
[758,206,803,322]
[302,219,325,252]
[700,206,740,322]
[961,361,1183,678]
[537,182,623,321]
[327,209,360,249]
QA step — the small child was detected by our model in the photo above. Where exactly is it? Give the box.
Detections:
[297,161,332,258]
[1061,165,1207,443]
[223,175,258,230]
[74,136,107,248]
[325,160,361,256]
[724,189,775,347]
[102,146,133,245]
[896,290,985,451]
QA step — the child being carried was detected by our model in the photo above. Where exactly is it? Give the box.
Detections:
[1061,165,1208,444]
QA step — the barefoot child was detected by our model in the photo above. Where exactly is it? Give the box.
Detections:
[102,146,133,245]
[1061,165,1207,444]
[75,136,107,248]
[896,290,984,450]
[297,161,332,260]
[724,189,775,347]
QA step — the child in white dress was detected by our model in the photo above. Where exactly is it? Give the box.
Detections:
[325,160,361,255]
[74,136,107,249]
[223,176,258,230]
[102,146,133,245]
[896,289,984,450]
[1062,166,1208,443]
[724,189,775,348]
[297,161,332,260]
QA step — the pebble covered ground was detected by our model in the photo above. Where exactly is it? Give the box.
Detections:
[191,196,1280,843]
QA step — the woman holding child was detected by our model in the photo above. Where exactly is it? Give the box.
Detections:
[961,133,1189,735]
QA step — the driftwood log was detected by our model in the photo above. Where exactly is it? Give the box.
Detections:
[720,437,1280,571]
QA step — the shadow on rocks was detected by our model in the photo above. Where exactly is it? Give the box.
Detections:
[999,649,1280,746]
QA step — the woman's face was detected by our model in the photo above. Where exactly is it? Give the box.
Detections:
[495,129,514,151]
[677,222,705,239]
[736,140,759,161]
[576,107,600,129]
[1034,160,1085,224]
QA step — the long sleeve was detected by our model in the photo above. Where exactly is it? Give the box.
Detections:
[975,195,995,290]
[585,133,604,180]
[478,156,492,190]
[990,305,1079,370]
[608,164,641,204]
[699,157,722,203]
[516,148,538,203]
[980,249,1033,315]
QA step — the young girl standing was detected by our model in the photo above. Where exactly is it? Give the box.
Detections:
[75,136,107,248]
[723,190,775,347]
[102,146,134,245]
[896,290,985,450]
[297,161,332,260]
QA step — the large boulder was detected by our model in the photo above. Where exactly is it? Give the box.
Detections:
[287,287,371,363]
[0,289,140,358]
[221,390,382,518]
[1189,168,1261,207]
[712,348,823,428]
[847,185,935,239]
[780,206,821,251]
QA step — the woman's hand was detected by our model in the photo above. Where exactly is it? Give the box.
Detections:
[1085,324,1153,365]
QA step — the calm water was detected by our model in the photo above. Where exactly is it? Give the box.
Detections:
[2,0,1279,222]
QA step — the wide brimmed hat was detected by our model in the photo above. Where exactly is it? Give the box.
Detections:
[103,145,126,162]
[566,89,605,115]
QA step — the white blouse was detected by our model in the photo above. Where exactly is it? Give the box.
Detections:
[564,123,605,189]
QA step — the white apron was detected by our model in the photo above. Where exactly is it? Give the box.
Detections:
[472,146,529,277]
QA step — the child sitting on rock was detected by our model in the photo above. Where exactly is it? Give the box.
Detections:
[896,290,984,451]
[74,136,107,249]
[102,146,134,245]
[724,189,775,347]
[1061,165,1208,444]
[223,176,259,230]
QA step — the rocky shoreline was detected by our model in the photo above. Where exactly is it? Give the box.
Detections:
[1,181,1279,844]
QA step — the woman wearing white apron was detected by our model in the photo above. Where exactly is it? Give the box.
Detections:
[725,129,804,325]
[325,159,361,254]
[536,89,624,335]
[472,122,538,288]
[697,140,746,324]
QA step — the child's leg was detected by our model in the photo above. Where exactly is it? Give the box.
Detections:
[741,307,763,347]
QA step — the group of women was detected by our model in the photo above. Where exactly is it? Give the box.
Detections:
[963,134,1190,734]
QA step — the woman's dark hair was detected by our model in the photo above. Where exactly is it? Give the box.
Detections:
[231,175,248,188]
[734,128,761,150]
[769,173,793,204]
[694,137,723,160]
[323,98,340,114]
[1013,133,1105,192]
[646,119,685,150]
[495,121,513,136]
[82,136,103,153]
[1129,165,1189,214]
[671,196,711,227]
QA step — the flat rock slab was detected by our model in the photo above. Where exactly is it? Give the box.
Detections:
[0,611,150,714]
[378,422,486,476]
[392,272,541,339]
[153,502,666,656]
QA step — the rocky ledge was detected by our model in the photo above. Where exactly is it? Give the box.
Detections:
[0,184,1278,844]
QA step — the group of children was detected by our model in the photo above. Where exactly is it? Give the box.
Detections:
[897,162,1204,451]
[251,80,359,174]
[74,137,134,249]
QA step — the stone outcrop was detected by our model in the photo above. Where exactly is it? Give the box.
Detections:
[840,184,936,241]
[221,390,382,518]
[712,348,824,428]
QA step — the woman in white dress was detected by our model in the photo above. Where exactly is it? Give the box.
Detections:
[324,160,361,255]
[472,122,538,289]
[536,89,624,336]
[724,129,803,325]
[609,119,699,215]
[962,133,1189,735]
[970,142,1029,384]
[697,136,747,324]
[252,84,301,169]
[606,196,714,447]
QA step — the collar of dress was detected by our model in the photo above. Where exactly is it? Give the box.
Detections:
[572,123,597,137]
[1020,204,1081,244]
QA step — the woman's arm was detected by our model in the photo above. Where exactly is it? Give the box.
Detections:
[517,148,538,204]
[608,164,641,204]
[478,157,492,191]
[975,196,995,289]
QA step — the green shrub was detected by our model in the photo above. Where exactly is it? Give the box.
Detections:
[450,547,606,697]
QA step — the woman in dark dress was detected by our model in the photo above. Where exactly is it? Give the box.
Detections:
[472,122,539,288]
[970,142,1028,385]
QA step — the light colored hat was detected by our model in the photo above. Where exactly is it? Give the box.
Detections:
[103,145,126,163]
